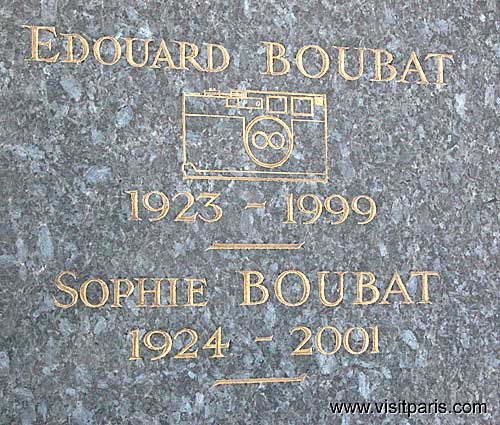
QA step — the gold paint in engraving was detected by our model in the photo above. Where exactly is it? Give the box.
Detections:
[261,42,290,75]
[22,27,455,83]
[245,201,267,209]
[211,373,307,388]
[336,47,365,81]
[398,51,429,84]
[296,45,330,78]
[53,272,211,308]
[238,270,440,307]
[22,26,230,71]
[254,336,273,342]
[93,36,121,65]
[22,25,60,62]
[243,115,293,168]
[262,41,454,84]
[60,33,89,63]
[207,242,304,250]
[182,89,328,182]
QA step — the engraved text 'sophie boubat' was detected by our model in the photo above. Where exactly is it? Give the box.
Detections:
[182,89,329,183]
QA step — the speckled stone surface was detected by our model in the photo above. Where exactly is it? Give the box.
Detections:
[0,1,498,424]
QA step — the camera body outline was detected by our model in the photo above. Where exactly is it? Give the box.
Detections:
[182,89,329,183]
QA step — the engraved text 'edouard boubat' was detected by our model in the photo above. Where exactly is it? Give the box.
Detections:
[23,25,454,85]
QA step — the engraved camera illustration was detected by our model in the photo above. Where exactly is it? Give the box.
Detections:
[182,89,328,182]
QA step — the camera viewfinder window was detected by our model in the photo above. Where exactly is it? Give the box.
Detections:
[226,97,239,108]
[291,97,314,117]
[266,96,287,114]
[239,97,263,109]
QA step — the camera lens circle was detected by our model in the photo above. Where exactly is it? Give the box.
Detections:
[244,116,293,168]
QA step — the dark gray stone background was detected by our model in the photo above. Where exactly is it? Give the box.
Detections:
[0,1,498,424]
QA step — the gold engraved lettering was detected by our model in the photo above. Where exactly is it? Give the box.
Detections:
[186,278,208,307]
[111,278,134,307]
[150,39,179,69]
[136,277,163,307]
[80,278,109,308]
[398,51,429,84]
[425,53,454,85]
[262,41,290,75]
[22,25,60,62]
[175,41,206,71]
[240,271,269,306]
[53,270,78,308]
[318,271,345,307]
[275,270,310,307]
[61,33,89,63]
[205,43,230,72]
[296,45,330,79]
[93,36,121,65]
[124,38,153,68]
[410,271,440,303]
[370,49,398,82]
[379,271,414,304]
[336,47,365,81]
[353,271,380,305]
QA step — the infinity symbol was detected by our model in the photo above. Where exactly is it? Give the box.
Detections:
[251,131,286,150]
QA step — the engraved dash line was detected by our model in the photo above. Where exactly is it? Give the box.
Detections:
[245,201,267,209]
[254,336,273,342]
[211,373,307,388]
[207,242,305,250]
